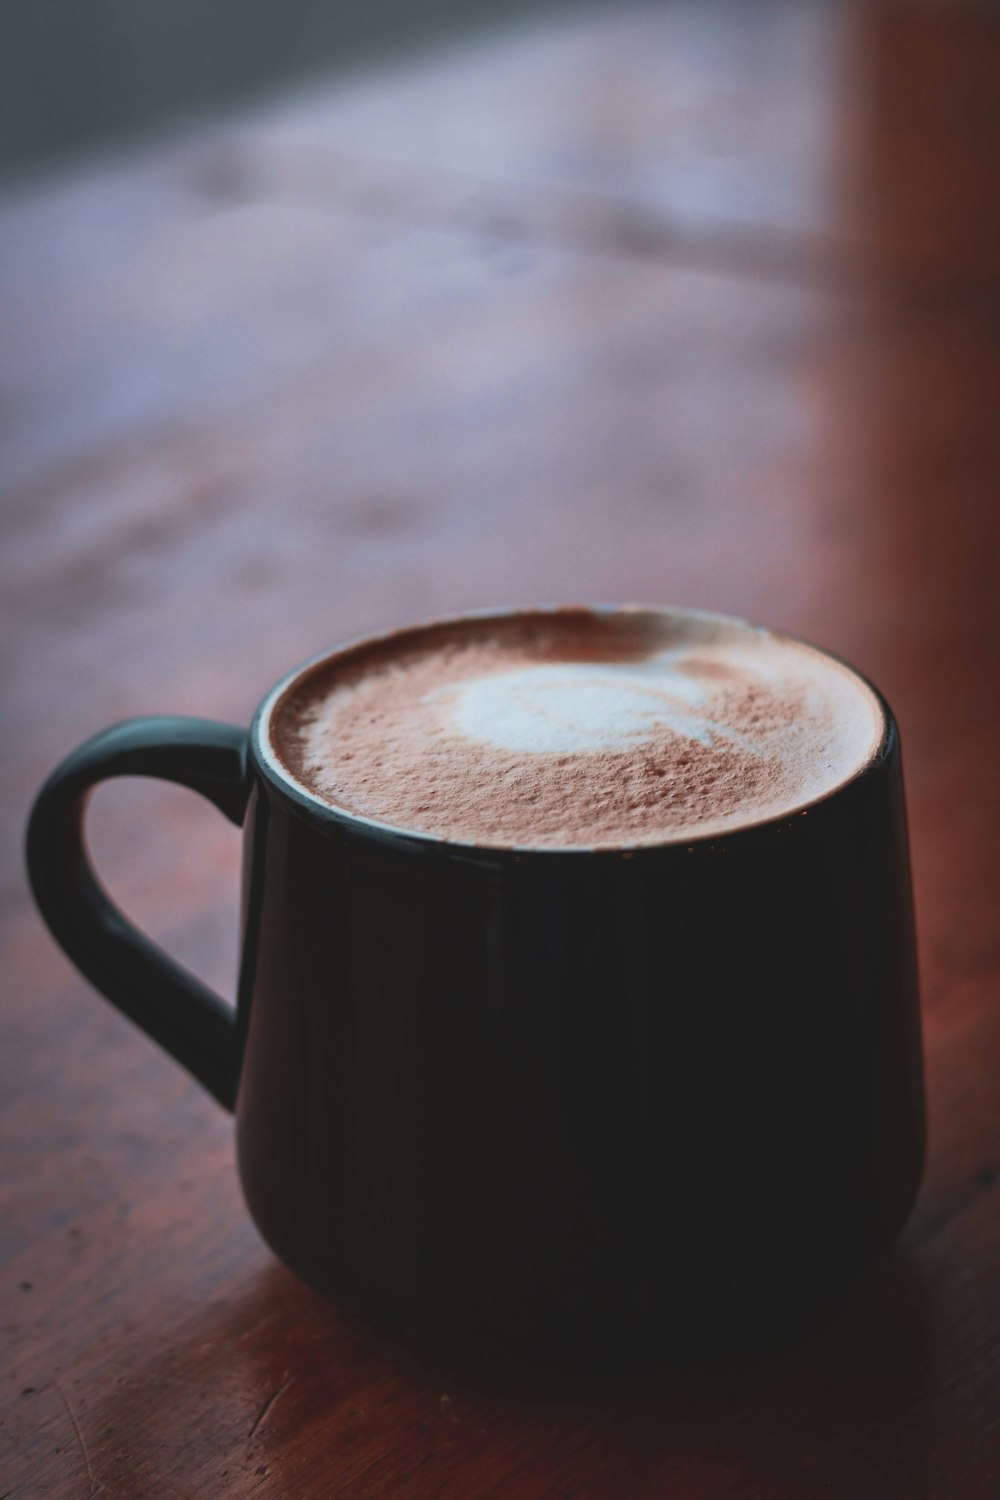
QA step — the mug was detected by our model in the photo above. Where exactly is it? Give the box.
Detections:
[26,607,925,1376]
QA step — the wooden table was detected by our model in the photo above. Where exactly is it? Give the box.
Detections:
[2,2,998,1494]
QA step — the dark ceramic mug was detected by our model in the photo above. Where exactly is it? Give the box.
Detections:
[26,607,925,1375]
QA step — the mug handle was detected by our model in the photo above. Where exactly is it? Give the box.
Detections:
[25,717,250,1111]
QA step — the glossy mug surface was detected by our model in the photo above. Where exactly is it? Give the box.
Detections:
[26,606,925,1375]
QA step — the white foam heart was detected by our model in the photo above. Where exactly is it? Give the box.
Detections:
[436,659,743,754]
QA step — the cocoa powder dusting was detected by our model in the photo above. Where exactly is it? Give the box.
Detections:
[270,611,882,848]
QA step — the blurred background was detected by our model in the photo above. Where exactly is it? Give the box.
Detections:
[2,0,998,1018]
[2,0,998,1029]
[2,3,999,1492]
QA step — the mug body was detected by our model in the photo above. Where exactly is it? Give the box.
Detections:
[234,620,925,1372]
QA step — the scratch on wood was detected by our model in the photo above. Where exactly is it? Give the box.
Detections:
[55,1379,98,1496]
[247,1373,294,1440]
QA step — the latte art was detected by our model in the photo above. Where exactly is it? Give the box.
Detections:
[439,659,749,754]
[268,608,884,849]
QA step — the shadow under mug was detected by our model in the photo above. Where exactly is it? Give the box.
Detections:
[26,607,925,1377]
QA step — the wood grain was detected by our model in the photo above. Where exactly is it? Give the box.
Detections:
[2,1,998,1495]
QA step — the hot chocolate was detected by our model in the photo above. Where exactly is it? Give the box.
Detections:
[267,607,885,848]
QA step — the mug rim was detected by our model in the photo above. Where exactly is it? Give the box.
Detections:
[250,603,894,861]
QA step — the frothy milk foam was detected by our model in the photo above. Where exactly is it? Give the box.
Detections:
[268,609,884,848]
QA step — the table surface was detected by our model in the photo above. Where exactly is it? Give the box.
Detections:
[2,1,999,1495]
